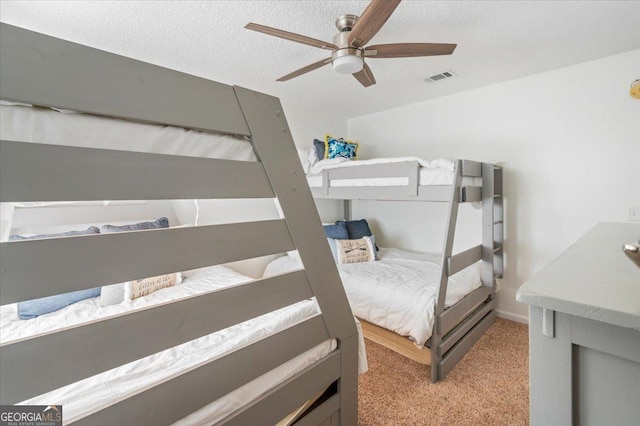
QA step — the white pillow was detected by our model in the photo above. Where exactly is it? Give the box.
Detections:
[99,283,126,307]
[296,147,318,174]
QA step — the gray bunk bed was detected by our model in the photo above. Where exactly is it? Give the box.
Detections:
[0,23,358,425]
[309,158,504,383]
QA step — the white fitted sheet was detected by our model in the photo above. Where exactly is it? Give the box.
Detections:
[264,248,482,347]
[1,266,334,425]
[0,103,257,161]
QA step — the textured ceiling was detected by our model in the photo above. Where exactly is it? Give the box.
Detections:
[1,1,639,119]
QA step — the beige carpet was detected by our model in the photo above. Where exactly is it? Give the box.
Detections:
[358,318,529,426]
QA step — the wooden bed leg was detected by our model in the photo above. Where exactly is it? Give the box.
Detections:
[338,333,358,425]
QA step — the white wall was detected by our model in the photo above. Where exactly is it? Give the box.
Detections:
[347,49,640,322]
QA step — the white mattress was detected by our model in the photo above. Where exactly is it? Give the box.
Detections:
[0,265,334,425]
[264,247,482,347]
[306,157,481,188]
[0,103,257,161]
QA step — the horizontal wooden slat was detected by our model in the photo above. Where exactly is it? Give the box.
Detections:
[439,286,493,335]
[448,245,482,276]
[310,185,452,201]
[325,161,420,180]
[222,350,340,426]
[0,270,313,404]
[0,220,294,304]
[294,394,341,426]
[461,160,482,177]
[0,24,250,136]
[439,310,496,378]
[0,140,273,202]
[77,317,331,426]
[438,299,495,356]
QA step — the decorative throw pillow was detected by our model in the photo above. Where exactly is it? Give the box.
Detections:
[324,134,359,160]
[9,226,100,241]
[18,287,101,320]
[125,272,183,300]
[323,222,349,240]
[335,236,376,264]
[100,217,169,233]
[337,218,379,251]
[313,139,326,160]
[327,235,377,263]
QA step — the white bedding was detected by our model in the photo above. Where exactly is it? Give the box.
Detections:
[306,157,482,188]
[0,265,334,425]
[264,247,482,347]
[0,103,257,161]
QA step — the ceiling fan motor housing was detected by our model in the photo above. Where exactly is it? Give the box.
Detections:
[335,14,359,32]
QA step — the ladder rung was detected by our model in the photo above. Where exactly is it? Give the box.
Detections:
[493,194,501,198]
[493,220,503,225]
[493,246,502,254]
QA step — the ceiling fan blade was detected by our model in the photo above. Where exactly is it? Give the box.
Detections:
[353,62,376,87]
[277,58,332,82]
[365,42,457,58]
[348,0,402,48]
[245,23,337,51]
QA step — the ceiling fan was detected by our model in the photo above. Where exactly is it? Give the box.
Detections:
[245,0,456,88]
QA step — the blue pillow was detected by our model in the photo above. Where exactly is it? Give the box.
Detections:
[325,135,359,160]
[100,217,169,233]
[337,219,378,251]
[313,139,326,161]
[323,222,349,239]
[18,287,101,320]
[9,226,100,241]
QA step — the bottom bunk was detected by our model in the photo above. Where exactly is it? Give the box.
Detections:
[264,245,496,380]
[1,263,360,425]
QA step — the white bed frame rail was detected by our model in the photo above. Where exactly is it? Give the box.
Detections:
[0,23,358,425]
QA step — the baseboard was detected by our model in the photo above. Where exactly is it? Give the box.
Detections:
[496,309,529,324]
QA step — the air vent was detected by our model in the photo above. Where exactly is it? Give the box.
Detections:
[424,69,457,83]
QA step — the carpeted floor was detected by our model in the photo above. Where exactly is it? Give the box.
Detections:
[358,318,529,426]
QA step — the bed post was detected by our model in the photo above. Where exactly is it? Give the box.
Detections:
[233,86,358,425]
[343,200,352,221]
[430,160,463,382]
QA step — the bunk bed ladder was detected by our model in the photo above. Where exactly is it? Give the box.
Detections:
[482,163,503,285]
[234,87,359,425]
[430,160,464,382]
[430,161,502,382]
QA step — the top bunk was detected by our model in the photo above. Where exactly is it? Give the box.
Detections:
[306,155,499,203]
[0,23,358,425]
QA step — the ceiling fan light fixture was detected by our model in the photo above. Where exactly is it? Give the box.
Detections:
[332,55,364,74]
[331,48,364,74]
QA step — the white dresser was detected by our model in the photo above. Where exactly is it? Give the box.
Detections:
[517,222,640,426]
